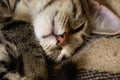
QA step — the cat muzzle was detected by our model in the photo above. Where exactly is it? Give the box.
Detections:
[56,34,66,45]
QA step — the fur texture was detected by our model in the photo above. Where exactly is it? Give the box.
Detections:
[15,0,120,62]
[1,0,120,80]
[15,0,88,62]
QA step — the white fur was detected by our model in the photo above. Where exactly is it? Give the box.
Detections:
[32,1,59,40]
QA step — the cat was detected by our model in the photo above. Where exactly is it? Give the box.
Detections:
[14,0,89,62]
[14,0,120,62]
[1,0,120,80]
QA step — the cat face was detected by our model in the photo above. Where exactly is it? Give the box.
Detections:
[32,0,76,56]
[18,0,88,61]
[17,0,120,61]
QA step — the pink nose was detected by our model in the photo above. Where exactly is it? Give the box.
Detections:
[57,36,65,44]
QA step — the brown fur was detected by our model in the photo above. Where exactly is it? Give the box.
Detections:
[72,37,120,73]
[1,0,120,79]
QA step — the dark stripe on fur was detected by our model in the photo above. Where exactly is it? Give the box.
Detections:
[70,0,76,18]
[71,23,85,34]
[0,0,8,9]
[6,0,19,13]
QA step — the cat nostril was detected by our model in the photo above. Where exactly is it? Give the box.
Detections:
[56,34,65,45]
[58,33,66,38]
[59,34,64,38]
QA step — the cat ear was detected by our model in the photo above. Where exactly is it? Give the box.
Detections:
[87,0,120,35]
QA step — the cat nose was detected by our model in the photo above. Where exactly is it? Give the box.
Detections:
[56,34,65,44]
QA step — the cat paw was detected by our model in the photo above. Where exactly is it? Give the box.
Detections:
[55,47,72,62]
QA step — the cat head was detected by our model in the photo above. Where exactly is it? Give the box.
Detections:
[33,0,81,59]
[16,0,120,61]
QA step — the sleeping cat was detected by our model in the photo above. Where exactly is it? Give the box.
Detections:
[15,0,88,62]
[1,0,120,80]
[14,0,120,62]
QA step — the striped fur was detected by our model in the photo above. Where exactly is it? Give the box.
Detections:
[12,0,120,62]
[0,29,21,79]
[0,18,48,80]
[14,0,89,62]
[1,0,120,80]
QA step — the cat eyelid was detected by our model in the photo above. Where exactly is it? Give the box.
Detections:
[42,34,51,38]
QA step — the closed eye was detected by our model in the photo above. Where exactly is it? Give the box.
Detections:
[42,33,52,38]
